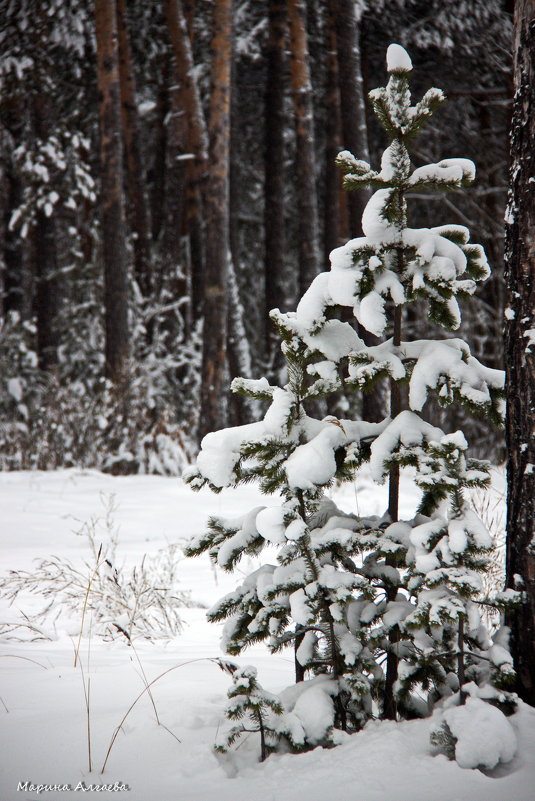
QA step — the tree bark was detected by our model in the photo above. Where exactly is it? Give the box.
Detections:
[198,0,232,441]
[504,0,535,706]
[227,255,256,426]
[117,0,152,301]
[150,56,169,246]
[288,0,320,298]
[94,0,130,384]
[264,0,287,361]
[165,0,208,321]
[382,301,403,721]
[330,0,369,238]
[31,11,60,372]
[323,7,341,263]
[228,58,255,427]
[0,127,7,320]
[163,69,189,339]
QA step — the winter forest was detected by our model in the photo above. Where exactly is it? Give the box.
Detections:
[0,0,534,800]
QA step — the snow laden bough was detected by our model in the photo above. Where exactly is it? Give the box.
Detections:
[184,43,519,769]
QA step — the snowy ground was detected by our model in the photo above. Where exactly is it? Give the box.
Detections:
[0,468,534,801]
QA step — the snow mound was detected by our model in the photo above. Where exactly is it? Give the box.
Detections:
[441,697,517,769]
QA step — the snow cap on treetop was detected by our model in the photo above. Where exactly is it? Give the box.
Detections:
[387,43,412,73]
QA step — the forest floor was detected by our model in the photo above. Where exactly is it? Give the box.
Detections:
[0,468,534,801]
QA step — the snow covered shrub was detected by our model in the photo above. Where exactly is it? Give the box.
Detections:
[0,496,191,641]
[0,304,197,474]
[430,694,517,770]
[185,43,519,762]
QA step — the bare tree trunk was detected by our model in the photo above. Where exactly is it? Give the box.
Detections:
[165,0,208,322]
[227,256,256,425]
[162,41,189,338]
[264,0,287,363]
[150,55,169,247]
[324,6,341,263]
[0,126,12,320]
[33,207,59,372]
[31,12,60,372]
[288,0,320,298]
[330,0,369,238]
[117,0,152,301]
[94,0,130,384]
[504,0,535,706]
[198,0,232,440]
[228,59,255,427]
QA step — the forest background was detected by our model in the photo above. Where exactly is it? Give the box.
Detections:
[0,0,514,475]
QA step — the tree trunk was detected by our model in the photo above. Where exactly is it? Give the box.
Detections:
[228,58,255,427]
[330,0,369,238]
[117,0,152,301]
[382,301,403,721]
[504,0,535,706]
[198,0,232,441]
[0,126,13,320]
[94,0,130,384]
[162,43,189,339]
[323,7,341,263]
[165,0,208,322]
[33,207,59,372]
[288,0,320,298]
[264,0,287,363]
[150,55,169,246]
[31,13,60,372]
[227,255,256,426]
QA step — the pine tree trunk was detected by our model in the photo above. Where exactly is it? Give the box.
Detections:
[31,12,60,372]
[330,0,369,237]
[2,122,25,318]
[198,0,232,441]
[323,8,341,263]
[504,0,535,706]
[94,0,130,384]
[150,56,169,246]
[162,48,189,338]
[165,0,208,322]
[117,0,152,301]
[264,0,287,362]
[288,0,320,298]
[0,129,7,320]
[33,208,59,372]
[32,91,60,372]
[228,60,255,427]
[227,256,256,426]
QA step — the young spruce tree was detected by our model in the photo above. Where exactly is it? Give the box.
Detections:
[185,44,518,758]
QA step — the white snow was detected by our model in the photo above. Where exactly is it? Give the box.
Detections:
[386,44,413,73]
[441,697,517,769]
[409,158,476,186]
[369,411,444,483]
[0,469,534,801]
[256,506,288,545]
[361,189,399,244]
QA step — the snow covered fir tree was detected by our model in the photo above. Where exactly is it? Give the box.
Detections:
[185,44,520,766]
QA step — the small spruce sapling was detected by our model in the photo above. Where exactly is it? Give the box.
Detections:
[215,665,285,762]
